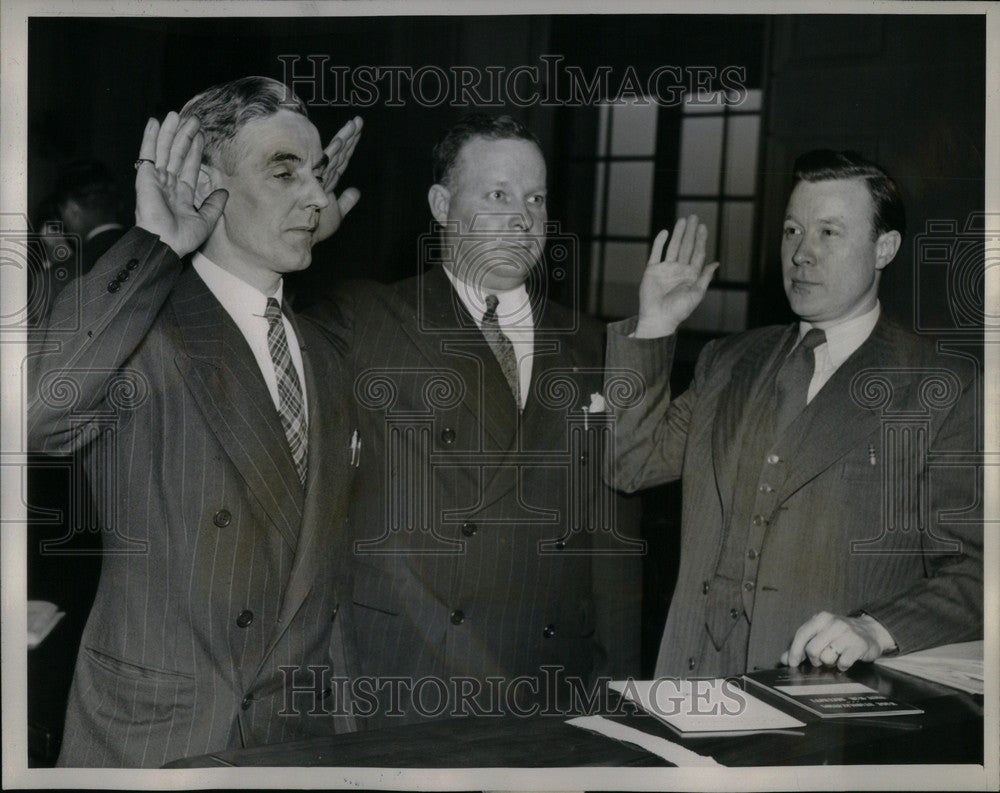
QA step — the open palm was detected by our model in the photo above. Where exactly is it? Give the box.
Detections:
[315,116,364,243]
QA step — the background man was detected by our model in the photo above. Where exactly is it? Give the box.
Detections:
[29,77,363,767]
[310,114,642,724]
[608,150,981,678]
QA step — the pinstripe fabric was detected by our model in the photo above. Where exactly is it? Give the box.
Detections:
[307,267,642,727]
[28,228,358,767]
[607,317,983,678]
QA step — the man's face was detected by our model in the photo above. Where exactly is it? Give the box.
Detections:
[781,177,895,326]
[431,136,547,292]
[209,109,329,287]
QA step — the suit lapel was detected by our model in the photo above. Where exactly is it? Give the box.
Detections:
[774,320,897,502]
[170,266,304,552]
[402,266,519,451]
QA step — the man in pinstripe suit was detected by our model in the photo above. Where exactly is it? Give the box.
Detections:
[29,77,364,767]
[312,115,643,725]
[607,150,982,679]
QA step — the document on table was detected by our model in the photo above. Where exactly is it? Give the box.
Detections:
[875,641,984,695]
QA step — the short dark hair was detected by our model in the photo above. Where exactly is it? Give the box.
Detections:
[53,160,122,223]
[432,113,541,186]
[792,149,906,240]
[180,76,309,173]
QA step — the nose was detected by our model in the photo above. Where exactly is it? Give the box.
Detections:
[791,231,815,267]
[303,176,330,211]
[508,212,532,232]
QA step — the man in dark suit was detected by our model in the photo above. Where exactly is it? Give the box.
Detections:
[29,77,364,767]
[311,114,642,725]
[607,150,982,678]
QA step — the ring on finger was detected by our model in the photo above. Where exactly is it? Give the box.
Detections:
[134,158,155,171]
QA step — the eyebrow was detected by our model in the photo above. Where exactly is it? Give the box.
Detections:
[265,152,330,171]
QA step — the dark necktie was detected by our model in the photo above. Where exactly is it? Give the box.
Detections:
[264,298,308,485]
[773,327,827,437]
[481,294,520,408]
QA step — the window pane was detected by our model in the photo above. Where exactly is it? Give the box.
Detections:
[678,117,723,195]
[733,88,762,113]
[596,103,610,155]
[591,161,606,235]
[588,241,603,315]
[675,200,718,262]
[721,290,748,333]
[720,201,754,282]
[724,115,760,195]
[684,90,722,114]
[609,98,658,157]
[600,241,648,317]
[684,288,724,332]
[606,162,653,237]
[685,288,748,334]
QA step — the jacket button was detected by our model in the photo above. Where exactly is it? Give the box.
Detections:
[730,608,740,619]
[441,428,456,445]
[702,581,710,594]
[331,604,339,621]
[751,514,764,526]
[450,609,464,625]
[107,281,120,293]
[766,454,780,465]
[236,610,254,628]
[241,696,252,710]
[117,270,129,282]
[126,258,139,270]
[744,581,755,591]
[213,509,232,528]
[542,624,556,639]
[747,548,758,560]
[759,483,773,493]
[688,657,696,671]
[461,522,477,537]
[555,539,566,550]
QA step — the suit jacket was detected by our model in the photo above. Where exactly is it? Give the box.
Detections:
[607,316,982,678]
[28,228,359,767]
[308,266,642,725]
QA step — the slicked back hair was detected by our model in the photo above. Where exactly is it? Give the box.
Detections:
[432,113,541,186]
[179,76,309,174]
[792,149,906,241]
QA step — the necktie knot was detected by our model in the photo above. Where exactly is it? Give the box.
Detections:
[264,297,283,324]
[482,294,500,323]
[799,327,827,351]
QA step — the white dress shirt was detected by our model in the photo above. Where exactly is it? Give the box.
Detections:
[800,302,881,404]
[192,252,308,420]
[443,267,535,410]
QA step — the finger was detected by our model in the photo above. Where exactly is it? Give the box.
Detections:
[337,187,361,218]
[155,111,180,169]
[837,640,865,671]
[179,131,205,189]
[676,213,700,266]
[694,261,720,294]
[663,217,688,262]
[167,115,200,175]
[779,650,790,666]
[817,645,840,668]
[138,117,159,163]
[198,188,229,226]
[804,620,844,666]
[690,223,708,270]
[647,229,669,266]
[786,612,833,666]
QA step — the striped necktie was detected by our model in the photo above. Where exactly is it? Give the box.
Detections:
[773,327,827,437]
[264,298,308,485]
[481,294,520,408]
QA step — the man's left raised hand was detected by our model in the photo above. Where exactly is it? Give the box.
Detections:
[780,611,897,672]
[315,116,364,243]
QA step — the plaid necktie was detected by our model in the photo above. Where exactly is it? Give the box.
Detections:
[481,294,520,408]
[773,327,827,437]
[264,298,308,485]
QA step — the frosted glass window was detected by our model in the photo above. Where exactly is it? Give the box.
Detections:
[724,115,760,195]
[734,88,762,112]
[720,202,754,282]
[591,161,606,235]
[609,98,659,156]
[675,200,718,262]
[720,291,748,333]
[678,117,723,195]
[685,288,724,332]
[600,242,649,317]
[606,162,654,237]
[684,90,721,113]
[596,103,610,155]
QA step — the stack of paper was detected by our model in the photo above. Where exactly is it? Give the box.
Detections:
[875,641,983,695]
[27,600,65,649]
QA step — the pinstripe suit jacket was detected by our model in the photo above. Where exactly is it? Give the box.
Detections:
[607,316,982,678]
[28,228,359,767]
[308,267,642,725]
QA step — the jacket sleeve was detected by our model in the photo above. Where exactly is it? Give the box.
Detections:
[27,227,182,454]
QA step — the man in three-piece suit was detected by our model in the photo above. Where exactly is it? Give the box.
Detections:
[607,150,982,678]
[29,77,364,767]
[310,114,642,724]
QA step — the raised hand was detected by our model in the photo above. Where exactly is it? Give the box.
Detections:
[134,112,228,258]
[314,116,364,243]
[634,215,720,339]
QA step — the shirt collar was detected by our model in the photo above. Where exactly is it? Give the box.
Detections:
[192,251,283,319]
[442,266,532,327]
[798,301,881,368]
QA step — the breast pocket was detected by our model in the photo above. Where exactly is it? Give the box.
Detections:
[351,569,402,617]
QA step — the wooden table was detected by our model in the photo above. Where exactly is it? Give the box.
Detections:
[164,664,983,768]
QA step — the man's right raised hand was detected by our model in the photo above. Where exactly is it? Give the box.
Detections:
[134,112,228,258]
[634,214,720,339]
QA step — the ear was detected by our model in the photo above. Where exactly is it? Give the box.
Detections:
[59,198,85,230]
[427,183,451,224]
[874,230,901,270]
[194,165,221,208]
